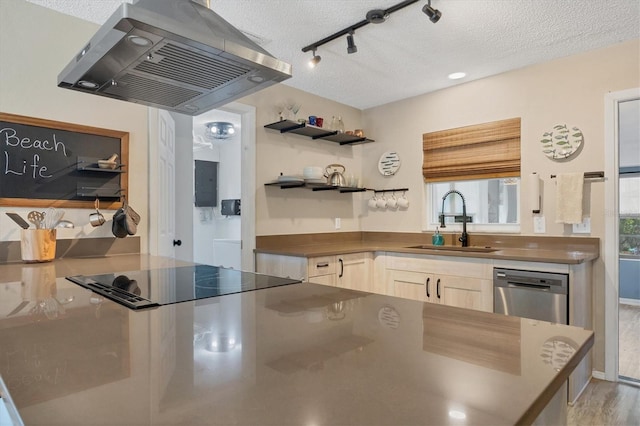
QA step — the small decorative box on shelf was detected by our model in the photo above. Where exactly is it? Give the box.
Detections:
[264,120,374,145]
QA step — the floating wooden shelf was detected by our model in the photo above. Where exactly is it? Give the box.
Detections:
[264,119,374,145]
[265,182,367,193]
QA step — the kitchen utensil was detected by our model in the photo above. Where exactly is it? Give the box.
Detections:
[112,206,128,238]
[43,207,64,229]
[98,153,118,169]
[5,212,30,229]
[27,211,45,229]
[122,198,141,235]
[56,219,75,228]
[376,195,387,209]
[90,198,106,227]
[324,164,346,186]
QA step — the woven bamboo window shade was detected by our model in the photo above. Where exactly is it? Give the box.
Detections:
[422,117,521,182]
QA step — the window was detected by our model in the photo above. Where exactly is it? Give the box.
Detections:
[427,178,520,230]
[422,118,521,232]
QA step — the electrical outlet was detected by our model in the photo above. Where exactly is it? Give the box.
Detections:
[572,217,591,234]
[533,216,546,234]
[335,218,341,230]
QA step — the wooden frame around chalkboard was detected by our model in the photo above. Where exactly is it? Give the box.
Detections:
[0,112,128,209]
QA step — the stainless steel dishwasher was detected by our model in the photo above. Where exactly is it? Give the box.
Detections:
[493,268,568,324]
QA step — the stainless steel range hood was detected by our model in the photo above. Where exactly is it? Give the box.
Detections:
[57,0,292,115]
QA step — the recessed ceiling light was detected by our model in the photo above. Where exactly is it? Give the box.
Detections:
[448,72,466,80]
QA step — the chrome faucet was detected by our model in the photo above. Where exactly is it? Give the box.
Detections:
[439,190,469,247]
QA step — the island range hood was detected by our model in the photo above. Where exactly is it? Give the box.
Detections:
[57,0,292,115]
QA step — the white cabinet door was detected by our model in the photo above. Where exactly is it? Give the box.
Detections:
[337,253,372,292]
[439,275,493,312]
[388,270,434,302]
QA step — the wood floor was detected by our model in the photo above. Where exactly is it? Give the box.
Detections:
[619,303,640,380]
[566,303,639,425]
[567,379,640,426]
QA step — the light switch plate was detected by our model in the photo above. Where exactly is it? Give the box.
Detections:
[572,217,591,233]
[335,218,341,230]
[533,216,546,234]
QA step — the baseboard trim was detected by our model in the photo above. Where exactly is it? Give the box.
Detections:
[592,370,606,380]
[620,298,640,306]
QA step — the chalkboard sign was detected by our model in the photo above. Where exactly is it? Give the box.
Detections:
[0,113,128,209]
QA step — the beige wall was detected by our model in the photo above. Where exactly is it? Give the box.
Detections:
[362,39,640,372]
[241,85,365,236]
[0,0,150,251]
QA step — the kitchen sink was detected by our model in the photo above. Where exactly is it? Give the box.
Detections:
[404,245,498,253]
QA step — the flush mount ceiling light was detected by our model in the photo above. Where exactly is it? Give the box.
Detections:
[347,31,358,54]
[422,0,442,23]
[308,49,322,68]
[301,0,443,63]
[206,121,235,139]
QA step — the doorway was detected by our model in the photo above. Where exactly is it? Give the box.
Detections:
[604,89,640,383]
[192,109,242,268]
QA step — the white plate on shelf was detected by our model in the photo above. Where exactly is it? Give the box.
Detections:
[304,178,327,184]
[277,176,304,183]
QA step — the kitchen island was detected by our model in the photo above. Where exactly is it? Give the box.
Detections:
[0,255,593,425]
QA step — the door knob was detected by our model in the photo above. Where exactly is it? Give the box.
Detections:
[173,239,182,246]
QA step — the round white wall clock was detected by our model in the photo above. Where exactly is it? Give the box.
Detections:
[378,151,401,176]
[540,124,583,160]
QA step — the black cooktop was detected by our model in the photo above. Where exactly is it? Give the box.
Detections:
[66,265,302,310]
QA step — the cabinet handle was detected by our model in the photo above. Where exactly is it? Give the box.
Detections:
[316,263,329,268]
[339,258,344,278]
[436,278,441,299]
[426,277,430,298]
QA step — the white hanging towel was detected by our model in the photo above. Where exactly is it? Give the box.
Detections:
[555,172,584,224]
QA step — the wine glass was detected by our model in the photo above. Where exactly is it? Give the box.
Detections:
[286,103,301,121]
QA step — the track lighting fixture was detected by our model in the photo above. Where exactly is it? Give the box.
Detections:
[308,49,321,68]
[346,31,358,54]
[422,0,441,23]
[302,0,444,62]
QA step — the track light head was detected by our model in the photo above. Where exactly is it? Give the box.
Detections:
[366,9,389,24]
[347,32,358,54]
[309,49,321,68]
[422,0,441,23]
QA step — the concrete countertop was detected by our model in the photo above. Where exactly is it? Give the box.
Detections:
[0,255,593,425]
[255,240,599,264]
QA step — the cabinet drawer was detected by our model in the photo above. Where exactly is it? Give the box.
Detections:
[385,253,492,279]
[307,256,336,277]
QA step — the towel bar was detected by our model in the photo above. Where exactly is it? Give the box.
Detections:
[550,171,604,179]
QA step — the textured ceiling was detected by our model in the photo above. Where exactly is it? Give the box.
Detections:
[26,0,640,110]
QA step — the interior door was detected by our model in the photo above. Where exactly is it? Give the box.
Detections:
[158,110,176,257]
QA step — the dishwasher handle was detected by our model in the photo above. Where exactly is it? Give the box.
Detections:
[504,281,552,290]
